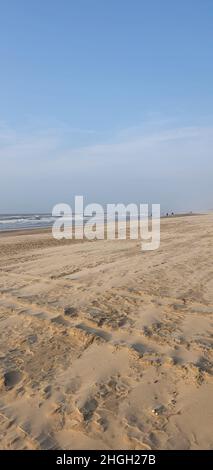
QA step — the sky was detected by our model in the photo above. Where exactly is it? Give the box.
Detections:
[0,0,213,213]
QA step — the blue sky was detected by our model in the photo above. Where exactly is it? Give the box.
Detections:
[0,0,213,212]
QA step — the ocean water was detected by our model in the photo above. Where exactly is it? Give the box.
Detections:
[0,213,57,231]
[0,212,141,232]
[0,212,105,232]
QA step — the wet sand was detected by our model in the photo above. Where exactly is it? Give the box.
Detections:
[0,214,212,449]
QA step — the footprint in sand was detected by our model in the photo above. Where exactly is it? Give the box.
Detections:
[97,416,108,432]
[27,334,38,345]
[4,370,22,389]
[64,307,78,317]
[79,398,98,421]
[43,384,52,399]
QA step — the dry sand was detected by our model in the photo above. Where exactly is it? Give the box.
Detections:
[0,214,212,450]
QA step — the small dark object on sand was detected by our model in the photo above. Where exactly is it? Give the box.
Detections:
[152,405,165,416]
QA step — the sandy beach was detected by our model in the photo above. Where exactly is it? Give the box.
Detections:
[0,213,212,450]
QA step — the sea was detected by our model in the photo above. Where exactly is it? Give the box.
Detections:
[0,211,156,232]
[0,213,57,232]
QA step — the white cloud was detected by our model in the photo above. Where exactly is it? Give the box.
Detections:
[0,120,212,212]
